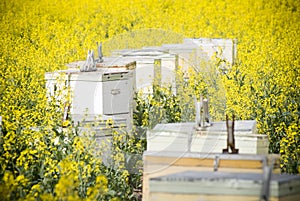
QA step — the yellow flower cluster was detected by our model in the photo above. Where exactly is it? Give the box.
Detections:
[0,0,299,200]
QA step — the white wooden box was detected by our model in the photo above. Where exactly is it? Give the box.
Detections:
[162,38,237,74]
[101,50,178,93]
[184,38,237,65]
[146,121,269,154]
[147,123,194,152]
[45,65,134,116]
[121,49,178,93]
[191,132,269,154]
[142,151,281,201]
[149,171,300,201]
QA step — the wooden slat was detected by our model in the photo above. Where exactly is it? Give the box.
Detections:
[144,154,265,169]
[149,193,300,201]
[143,152,281,201]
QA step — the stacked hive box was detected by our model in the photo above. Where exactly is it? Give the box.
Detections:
[149,171,300,201]
[119,49,178,93]
[45,60,136,166]
[45,37,237,124]
[143,121,284,201]
[108,38,236,94]
[183,38,237,65]
[45,60,136,130]
[45,38,300,201]
[161,38,237,74]
[147,121,269,154]
[144,121,300,200]
[44,38,300,200]
[44,38,239,168]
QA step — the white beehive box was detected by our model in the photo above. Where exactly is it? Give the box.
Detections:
[147,123,194,152]
[45,61,135,129]
[142,151,281,201]
[102,38,236,93]
[118,49,178,93]
[147,121,269,155]
[184,38,237,65]
[191,132,269,154]
[191,120,269,154]
[161,43,202,73]
[162,38,237,74]
[99,54,159,94]
[126,50,177,84]
[149,171,300,201]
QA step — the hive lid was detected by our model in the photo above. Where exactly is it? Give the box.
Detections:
[151,121,257,134]
[151,122,195,134]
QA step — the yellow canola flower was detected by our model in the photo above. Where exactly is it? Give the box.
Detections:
[0,1,299,200]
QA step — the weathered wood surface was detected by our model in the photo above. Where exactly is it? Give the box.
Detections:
[148,171,300,201]
[149,193,300,201]
[143,151,281,201]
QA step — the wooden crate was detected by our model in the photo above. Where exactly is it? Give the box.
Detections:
[143,151,280,201]
[149,171,300,201]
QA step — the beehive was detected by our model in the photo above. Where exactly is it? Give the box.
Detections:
[144,120,272,201]
[45,61,135,129]
[161,38,237,74]
[142,151,281,201]
[118,48,178,93]
[184,38,237,65]
[149,171,300,201]
[147,121,269,154]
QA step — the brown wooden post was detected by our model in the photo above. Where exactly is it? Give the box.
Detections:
[223,114,239,154]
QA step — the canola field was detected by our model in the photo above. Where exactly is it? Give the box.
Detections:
[0,0,299,200]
